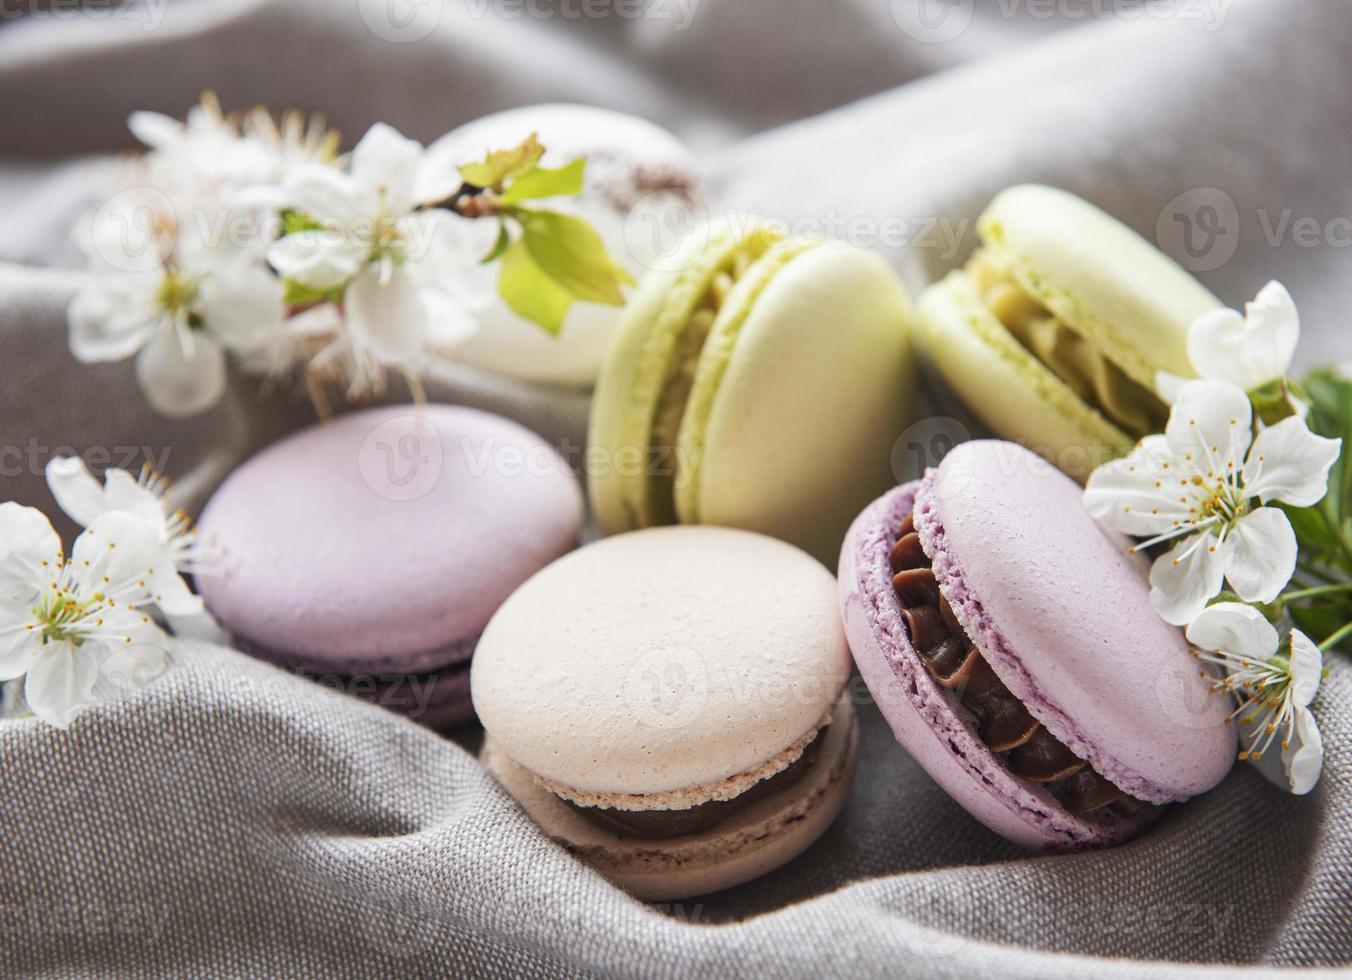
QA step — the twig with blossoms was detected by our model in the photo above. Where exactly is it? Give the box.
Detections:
[0,458,218,728]
[70,94,633,418]
[1086,282,1349,795]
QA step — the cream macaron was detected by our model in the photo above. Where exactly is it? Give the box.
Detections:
[423,104,702,387]
[588,217,917,565]
[919,185,1223,479]
[472,526,857,901]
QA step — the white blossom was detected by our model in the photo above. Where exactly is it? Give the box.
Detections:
[1187,603,1323,794]
[1085,381,1341,625]
[0,505,171,728]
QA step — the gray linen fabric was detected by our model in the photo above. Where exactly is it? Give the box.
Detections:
[1,1,1350,975]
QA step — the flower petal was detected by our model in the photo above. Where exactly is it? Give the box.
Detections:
[68,279,160,363]
[281,163,372,225]
[101,469,168,528]
[45,456,109,528]
[1220,507,1297,605]
[1281,706,1322,795]
[343,265,426,360]
[71,511,167,604]
[1287,630,1323,708]
[0,503,62,602]
[267,231,368,292]
[1187,308,1250,387]
[1083,435,1190,537]
[1187,283,1299,391]
[1165,381,1253,476]
[0,608,40,682]
[1150,532,1226,626]
[127,110,182,151]
[149,564,205,619]
[1243,282,1300,379]
[1155,370,1189,405]
[1185,602,1279,661]
[1243,416,1342,508]
[350,123,423,216]
[135,330,227,418]
[198,264,285,352]
[24,640,99,728]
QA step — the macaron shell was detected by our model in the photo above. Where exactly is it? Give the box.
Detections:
[197,405,584,674]
[916,441,1236,803]
[683,245,916,565]
[978,184,1221,389]
[471,526,851,798]
[588,220,781,534]
[919,270,1134,481]
[672,236,821,523]
[840,483,1141,850]
[481,699,857,901]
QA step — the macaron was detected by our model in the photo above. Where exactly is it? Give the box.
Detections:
[839,440,1235,850]
[473,526,856,900]
[588,217,916,565]
[423,103,702,387]
[197,404,584,729]
[919,185,1223,479]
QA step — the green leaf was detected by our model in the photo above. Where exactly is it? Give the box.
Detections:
[1281,503,1332,555]
[1249,378,1300,426]
[1291,599,1352,647]
[518,209,628,306]
[282,278,344,308]
[500,158,586,205]
[497,236,574,335]
[281,209,327,236]
[458,133,545,190]
[480,221,511,266]
[1302,367,1352,545]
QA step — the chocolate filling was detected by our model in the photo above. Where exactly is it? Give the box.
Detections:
[564,727,827,840]
[891,512,1157,820]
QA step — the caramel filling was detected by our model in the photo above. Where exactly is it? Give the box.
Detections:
[892,511,1157,819]
[564,728,826,840]
[968,249,1169,438]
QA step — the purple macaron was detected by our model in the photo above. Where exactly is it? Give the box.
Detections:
[839,440,1236,850]
[197,404,584,729]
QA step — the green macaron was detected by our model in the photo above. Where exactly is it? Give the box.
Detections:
[589,217,916,564]
[919,185,1222,479]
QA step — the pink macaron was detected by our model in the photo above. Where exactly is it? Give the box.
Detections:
[197,404,584,729]
[839,440,1236,850]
